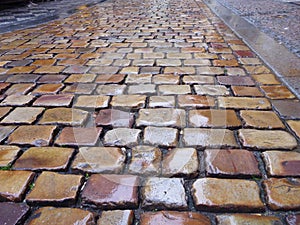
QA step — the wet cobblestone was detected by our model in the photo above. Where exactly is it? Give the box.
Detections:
[0,0,299,223]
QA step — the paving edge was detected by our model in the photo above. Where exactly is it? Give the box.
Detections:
[203,0,300,99]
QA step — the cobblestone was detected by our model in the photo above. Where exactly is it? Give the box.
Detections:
[0,0,299,221]
[26,172,83,206]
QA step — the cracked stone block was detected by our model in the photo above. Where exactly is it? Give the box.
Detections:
[0,202,30,225]
[183,128,238,148]
[128,146,161,176]
[26,171,83,206]
[55,127,102,147]
[81,174,139,209]
[104,128,141,147]
[238,129,297,150]
[97,210,134,225]
[192,178,264,212]
[1,107,44,124]
[136,108,186,128]
[39,108,89,126]
[7,125,56,146]
[162,148,199,177]
[27,207,94,225]
[0,170,35,201]
[0,145,21,167]
[13,147,74,171]
[216,214,283,225]
[204,149,261,177]
[141,177,188,210]
[72,147,126,173]
[263,178,300,211]
[144,126,178,147]
[140,211,211,225]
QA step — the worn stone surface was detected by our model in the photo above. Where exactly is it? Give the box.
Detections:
[98,210,134,225]
[0,95,35,106]
[128,146,161,176]
[95,109,134,127]
[111,95,146,108]
[238,129,297,150]
[1,107,44,124]
[7,125,56,146]
[0,145,20,167]
[219,97,271,109]
[204,149,260,177]
[136,108,186,128]
[144,126,178,147]
[195,85,229,96]
[39,108,88,126]
[287,120,300,138]
[192,178,264,212]
[272,100,300,119]
[72,147,126,173]
[104,128,141,147]
[183,128,238,148]
[33,94,74,107]
[55,127,102,146]
[189,109,241,128]
[149,96,175,108]
[142,177,188,210]
[140,211,211,225]
[162,148,198,177]
[96,84,126,95]
[0,170,35,201]
[261,86,296,99]
[13,147,74,171]
[82,174,139,209]
[26,171,83,205]
[158,85,191,95]
[178,95,215,108]
[216,214,283,225]
[0,0,299,219]
[0,107,12,120]
[231,86,264,97]
[0,126,16,143]
[262,151,300,177]
[74,95,110,108]
[27,207,94,225]
[0,202,30,225]
[240,110,284,129]
[263,178,300,211]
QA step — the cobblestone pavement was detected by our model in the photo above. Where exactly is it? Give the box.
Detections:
[0,0,300,224]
